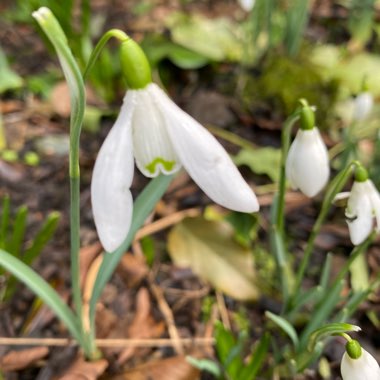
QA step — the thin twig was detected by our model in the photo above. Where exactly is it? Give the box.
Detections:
[0,337,214,348]
[135,208,201,240]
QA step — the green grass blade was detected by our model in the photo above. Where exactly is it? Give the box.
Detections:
[23,211,60,266]
[9,205,28,256]
[266,311,299,349]
[0,248,81,342]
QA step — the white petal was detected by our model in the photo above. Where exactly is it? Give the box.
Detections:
[285,128,330,197]
[366,180,380,232]
[238,0,255,12]
[91,92,135,252]
[353,92,373,121]
[151,84,259,213]
[132,84,181,178]
[346,181,373,245]
[341,349,380,380]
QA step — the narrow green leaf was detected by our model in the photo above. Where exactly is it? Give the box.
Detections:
[239,332,270,380]
[319,253,332,291]
[186,356,221,377]
[9,205,28,256]
[23,211,60,266]
[0,249,81,342]
[299,279,345,350]
[0,195,10,249]
[89,174,174,332]
[266,311,299,348]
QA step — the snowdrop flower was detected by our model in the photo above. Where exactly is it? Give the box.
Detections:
[353,92,373,122]
[286,103,330,197]
[238,0,255,12]
[335,167,380,245]
[91,38,259,252]
[341,339,380,380]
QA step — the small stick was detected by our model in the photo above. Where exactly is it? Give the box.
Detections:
[0,337,214,348]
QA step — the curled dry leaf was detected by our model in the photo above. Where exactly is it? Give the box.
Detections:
[57,356,108,380]
[0,346,49,372]
[107,355,200,380]
[117,287,165,365]
[167,217,258,301]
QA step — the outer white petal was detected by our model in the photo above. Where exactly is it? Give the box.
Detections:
[150,84,259,213]
[341,349,380,380]
[366,180,380,232]
[286,128,330,197]
[91,92,135,252]
[132,84,181,178]
[346,181,373,245]
[353,92,373,121]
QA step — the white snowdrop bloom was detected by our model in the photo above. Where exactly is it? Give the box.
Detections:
[285,127,330,197]
[336,179,380,245]
[353,92,373,121]
[341,348,380,380]
[238,0,255,12]
[92,83,259,252]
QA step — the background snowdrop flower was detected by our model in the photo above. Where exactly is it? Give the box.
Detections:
[353,92,373,121]
[286,103,330,197]
[341,339,380,380]
[238,0,255,12]
[335,167,380,245]
[91,38,259,252]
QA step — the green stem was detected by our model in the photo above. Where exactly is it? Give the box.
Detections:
[82,29,129,80]
[276,112,301,235]
[292,162,355,302]
[33,7,92,357]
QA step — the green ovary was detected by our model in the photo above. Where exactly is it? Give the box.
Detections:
[146,157,176,174]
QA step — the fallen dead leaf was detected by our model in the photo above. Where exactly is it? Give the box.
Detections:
[116,254,149,288]
[167,217,258,301]
[0,346,49,371]
[117,287,165,365]
[107,355,200,380]
[56,356,108,380]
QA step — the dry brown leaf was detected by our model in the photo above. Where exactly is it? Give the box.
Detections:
[51,82,71,117]
[80,242,103,289]
[117,288,165,364]
[107,355,200,380]
[116,254,149,288]
[56,356,108,380]
[0,346,49,371]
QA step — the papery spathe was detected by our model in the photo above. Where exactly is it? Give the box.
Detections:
[341,348,380,380]
[92,83,259,252]
[285,127,330,197]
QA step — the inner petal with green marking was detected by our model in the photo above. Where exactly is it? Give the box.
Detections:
[145,157,177,175]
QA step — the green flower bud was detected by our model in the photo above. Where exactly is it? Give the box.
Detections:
[120,39,151,90]
[354,165,368,183]
[299,99,315,131]
[345,339,362,360]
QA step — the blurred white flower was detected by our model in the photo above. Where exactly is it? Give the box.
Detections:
[353,92,373,121]
[341,348,380,380]
[238,0,255,12]
[92,83,259,252]
[335,179,380,245]
[286,127,330,197]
